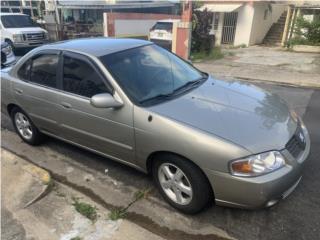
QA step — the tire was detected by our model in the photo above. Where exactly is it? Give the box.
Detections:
[152,153,213,214]
[10,107,44,145]
[5,39,14,52]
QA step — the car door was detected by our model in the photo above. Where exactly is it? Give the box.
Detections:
[12,50,60,134]
[55,51,135,164]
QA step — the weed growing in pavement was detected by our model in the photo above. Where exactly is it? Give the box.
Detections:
[72,198,97,222]
[108,188,152,221]
[71,237,82,240]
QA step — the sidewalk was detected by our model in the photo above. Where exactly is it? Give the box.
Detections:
[1,149,165,240]
[194,46,320,89]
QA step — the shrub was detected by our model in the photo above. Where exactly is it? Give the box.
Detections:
[289,16,320,46]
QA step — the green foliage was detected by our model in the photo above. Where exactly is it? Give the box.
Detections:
[191,5,214,54]
[71,237,81,240]
[191,47,224,61]
[289,16,320,46]
[72,199,97,221]
[108,207,127,221]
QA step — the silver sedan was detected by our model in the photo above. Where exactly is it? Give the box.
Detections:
[1,38,310,213]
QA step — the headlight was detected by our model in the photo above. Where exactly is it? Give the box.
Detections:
[12,34,24,42]
[43,31,49,40]
[230,151,286,177]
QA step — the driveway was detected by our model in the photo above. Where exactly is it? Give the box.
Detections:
[2,83,320,240]
[194,46,320,88]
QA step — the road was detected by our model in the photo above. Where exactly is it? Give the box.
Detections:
[1,82,320,240]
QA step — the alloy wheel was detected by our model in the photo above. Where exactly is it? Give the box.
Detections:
[14,112,33,140]
[158,163,193,205]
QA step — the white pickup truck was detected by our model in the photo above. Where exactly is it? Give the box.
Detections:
[0,13,49,50]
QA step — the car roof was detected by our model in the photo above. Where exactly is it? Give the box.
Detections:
[0,13,28,16]
[39,37,152,57]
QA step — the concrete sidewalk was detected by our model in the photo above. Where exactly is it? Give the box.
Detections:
[194,46,320,88]
[1,149,165,240]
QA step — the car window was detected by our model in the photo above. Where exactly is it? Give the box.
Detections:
[63,56,109,98]
[100,45,203,104]
[1,15,37,28]
[152,22,172,31]
[17,59,31,81]
[30,54,58,88]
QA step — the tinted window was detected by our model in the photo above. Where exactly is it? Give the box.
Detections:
[63,56,108,98]
[1,15,37,28]
[30,55,58,88]
[152,22,172,31]
[17,59,31,81]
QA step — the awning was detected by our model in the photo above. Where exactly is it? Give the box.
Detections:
[196,4,243,12]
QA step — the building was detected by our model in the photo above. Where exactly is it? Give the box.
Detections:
[196,1,288,46]
[0,0,42,18]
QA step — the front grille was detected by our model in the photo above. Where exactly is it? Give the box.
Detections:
[286,124,306,158]
[24,32,45,41]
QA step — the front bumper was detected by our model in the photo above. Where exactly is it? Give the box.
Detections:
[13,40,49,49]
[204,124,310,209]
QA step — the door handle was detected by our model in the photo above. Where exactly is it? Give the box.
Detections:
[60,102,72,109]
[14,88,23,94]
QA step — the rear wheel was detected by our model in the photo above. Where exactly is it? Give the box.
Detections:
[152,154,213,214]
[11,107,44,145]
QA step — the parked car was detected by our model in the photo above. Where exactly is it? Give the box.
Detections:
[1,38,310,213]
[0,13,49,51]
[1,41,15,67]
[149,19,180,51]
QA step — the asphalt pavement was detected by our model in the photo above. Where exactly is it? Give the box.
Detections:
[1,82,320,240]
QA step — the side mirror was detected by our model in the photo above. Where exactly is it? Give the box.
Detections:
[90,93,123,109]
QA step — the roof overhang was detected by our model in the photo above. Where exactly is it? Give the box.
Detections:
[196,3,243,12]
[57,1,175,10]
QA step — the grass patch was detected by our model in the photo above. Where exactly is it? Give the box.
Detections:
[72,198,97,221]
[191,47,224,61]
[108,207,127,221]
[71,237,81,240]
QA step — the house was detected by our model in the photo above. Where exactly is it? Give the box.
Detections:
[196,1,288,46]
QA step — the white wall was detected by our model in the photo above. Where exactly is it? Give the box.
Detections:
[234,3,255,46]
[114,19,157,37]
[249,3,287,45]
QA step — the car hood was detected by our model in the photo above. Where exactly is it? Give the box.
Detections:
[148,78,297,154]
[4,27,47,34]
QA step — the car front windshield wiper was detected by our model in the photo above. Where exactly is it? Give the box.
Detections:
[172,74,208,94]
[139,92,175,105]
[139,73,208,105]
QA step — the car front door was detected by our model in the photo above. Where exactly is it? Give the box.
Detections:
[55,51,135,164]
[12,50,60,134]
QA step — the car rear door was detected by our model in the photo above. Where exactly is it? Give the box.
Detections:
[54,51,135,164]
[12,50,61,134]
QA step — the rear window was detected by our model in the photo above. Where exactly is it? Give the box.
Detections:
[1,15,37,28]
[152,22,173,31]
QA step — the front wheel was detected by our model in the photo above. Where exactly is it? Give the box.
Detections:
[11,107,44,145]
[152,154,213,214]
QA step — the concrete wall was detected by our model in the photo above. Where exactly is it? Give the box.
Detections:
[234,3,255,46]
[249,3,287,45]
[103,13,180,38]
[114,20,158,37]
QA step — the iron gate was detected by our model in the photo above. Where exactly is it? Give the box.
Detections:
[221,12,238,44]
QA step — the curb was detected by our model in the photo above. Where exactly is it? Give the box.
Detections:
[2,149,53,208]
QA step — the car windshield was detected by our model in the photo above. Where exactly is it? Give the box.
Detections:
[152,22,172,31]
[1,15,37,28]
[100,44,206,106]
